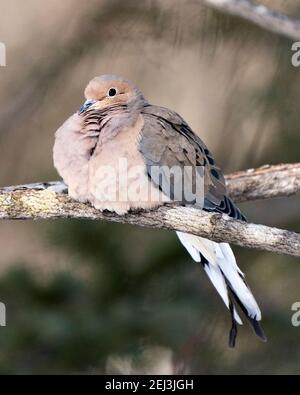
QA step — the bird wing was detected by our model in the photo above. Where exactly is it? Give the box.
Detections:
[138,105,266,347]
[139,105,245,220]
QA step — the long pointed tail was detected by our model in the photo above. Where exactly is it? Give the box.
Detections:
[177,231,266,347]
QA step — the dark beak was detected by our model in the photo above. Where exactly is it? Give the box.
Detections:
[79,99,96,114]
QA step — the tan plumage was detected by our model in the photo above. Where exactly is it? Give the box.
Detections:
[53,74,266,347]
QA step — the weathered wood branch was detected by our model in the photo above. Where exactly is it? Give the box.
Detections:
[1,163,298,202]
[226,163,300,202]
[205,0,300,41]
[0,163,299,257]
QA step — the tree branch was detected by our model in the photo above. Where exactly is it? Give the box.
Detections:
[205,0,300,41]
[0,163,299,257]
[226,163,300,202]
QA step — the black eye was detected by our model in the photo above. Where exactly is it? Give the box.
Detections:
[108,88,117,97]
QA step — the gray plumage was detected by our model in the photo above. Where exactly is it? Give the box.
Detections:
[53,74,265,346]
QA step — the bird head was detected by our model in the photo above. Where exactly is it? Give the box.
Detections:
[79,74,145,114]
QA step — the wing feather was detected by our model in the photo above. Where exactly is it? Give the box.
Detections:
[139,105,245,220]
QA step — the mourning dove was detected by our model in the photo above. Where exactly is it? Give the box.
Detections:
[53,74,266,347]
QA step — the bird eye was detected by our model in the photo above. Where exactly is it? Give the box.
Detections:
[107,88,117,97]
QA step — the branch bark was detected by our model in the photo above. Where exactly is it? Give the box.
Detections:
[205,0,300,41]
[226,163,300,202]
[0,163,299,257]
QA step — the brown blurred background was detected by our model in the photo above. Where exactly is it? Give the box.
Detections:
[0,0,299,374]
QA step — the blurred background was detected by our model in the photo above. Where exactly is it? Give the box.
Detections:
[0,0,299,374]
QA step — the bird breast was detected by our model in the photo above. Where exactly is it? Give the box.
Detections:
[88,114,169,214]
[53,113,99,203]
[53,112,169,214]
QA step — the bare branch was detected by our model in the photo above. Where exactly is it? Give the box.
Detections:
[2,162,299,203]
[0,163,299,257]
[205,0,300,41]
[226,163,300,202]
